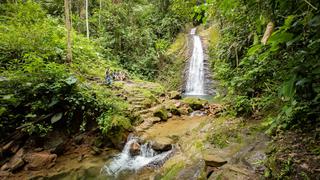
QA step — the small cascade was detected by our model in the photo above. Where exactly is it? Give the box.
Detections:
[101,135,173,177]
[185,27,206,95]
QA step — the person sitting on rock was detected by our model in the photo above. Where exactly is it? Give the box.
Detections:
[105,69,112,86]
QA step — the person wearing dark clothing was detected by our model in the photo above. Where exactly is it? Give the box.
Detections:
[105,69,112,86]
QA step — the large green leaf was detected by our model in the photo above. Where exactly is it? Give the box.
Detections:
[65,76,77,85]
[51,112,62,124]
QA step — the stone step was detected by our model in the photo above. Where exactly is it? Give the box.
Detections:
[137,109,153,115]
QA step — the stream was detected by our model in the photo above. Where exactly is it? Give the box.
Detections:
[101,135,173,178]
[41,27,211,180]
[101,27,210,178]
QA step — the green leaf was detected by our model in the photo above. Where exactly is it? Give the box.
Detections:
[3,94,13,100]
[51,112,62,123]
[65,76,77,85]
[25,113,37,118]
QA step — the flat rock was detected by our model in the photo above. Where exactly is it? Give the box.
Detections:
[23,151,57,170]
[1,148,25,172]
[148,117,161,124]
[175,161,205,180]
[151,137,173,152]
[203,154,227,167]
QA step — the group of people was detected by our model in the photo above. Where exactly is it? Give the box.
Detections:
[105,68,128,86]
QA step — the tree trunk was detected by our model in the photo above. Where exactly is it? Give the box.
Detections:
[64,0,72,63]
[261,22,275,45]
[85,0,89,38]
[99,0,102,28]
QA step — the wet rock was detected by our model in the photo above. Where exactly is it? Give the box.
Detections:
[23,151,57,170]
[91,146,102,156]
[93,137,104,148]
[78,154,84,162]
[178,107,189,115]
[169,91,182,100]
[206,166,217,178]
[0,158,24,172]
[74,134,84,145]
[3,141,14,152]
[34,147,43,152]
[129,142,141,156]
[0,148,25,172]
[208,164,254,180]
[151,137,173,152]
[176,161,205,180]
[3,140,21,155]
[44,133,66,155]
[153,107,168,121]
[203,154,227,167]
[175,102,182,108]
[148,117,161,124]
[167,105,181,116]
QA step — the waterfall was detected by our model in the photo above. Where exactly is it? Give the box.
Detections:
[185,28,205,95]
[101,135,173,177]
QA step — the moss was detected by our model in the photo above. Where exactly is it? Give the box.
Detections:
[193,140,205,151]
[205,116,243,148]
[153,106,168,121]
[169,91,181,99]
[166,103,181,116]
[156,33,187,90]
[161,161,185,180]
[182,97,207,110]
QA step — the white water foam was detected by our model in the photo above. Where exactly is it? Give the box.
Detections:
[101,135,172,177]
[185,28,205,95]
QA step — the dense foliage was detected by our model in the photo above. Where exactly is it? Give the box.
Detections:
[0,2,128,139]
[206,0,320,131]
[0,0,199,140]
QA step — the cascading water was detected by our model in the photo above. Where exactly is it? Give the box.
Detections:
[101,135,173,177]
[185,28,205,95]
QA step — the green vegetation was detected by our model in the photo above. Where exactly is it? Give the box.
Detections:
[0,0,185,140]
[182,97,207,110]
[161,161,185,180]
[206,0,320,131]
[1,0,319,178]
[156,33,188,90]
[200,0,320,178]
[153,106,169,121]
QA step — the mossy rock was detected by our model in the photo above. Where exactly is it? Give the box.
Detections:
[165,103,181,116]
[182,97,207,110]
[153,106,168,121]
[169,91,181,100]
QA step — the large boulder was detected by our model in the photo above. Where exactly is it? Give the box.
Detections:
[23,151,57,170]
[203,154,227,167]
[151,137,173,152]
[153,106,168,121]
[0,148,25,172]
[129,142,141,156]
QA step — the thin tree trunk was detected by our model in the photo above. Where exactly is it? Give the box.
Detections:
[85,0,90,38]
[99,0,102,28]
[64,0,72,63]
